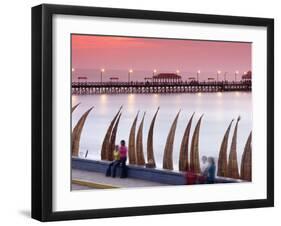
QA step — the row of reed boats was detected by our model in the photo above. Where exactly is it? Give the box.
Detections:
[71,103,252,181]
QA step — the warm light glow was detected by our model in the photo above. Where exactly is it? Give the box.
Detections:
[72,95,78,103]
[176,70,180,74]
[217,92,223,97]
[235,70,239,74]
[72,68,75,72]
[153,69,157,73]
[197,92,202,96]
[244,71,247,74]
[217,70,221,74]
[101,68,105,72]
[197,70,201,74]
[152,94,160,106]
[99,94,108,114]
[100,94,108,103]
[128,94,135,103]
[235,91,241,96]
[129,69,133,73]
[127,94,136,113]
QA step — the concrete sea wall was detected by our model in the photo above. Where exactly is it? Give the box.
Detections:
[72,157,242,185]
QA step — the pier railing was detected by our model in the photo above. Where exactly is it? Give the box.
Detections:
[72,80,252,94]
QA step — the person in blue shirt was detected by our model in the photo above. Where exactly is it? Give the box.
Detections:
[206,157,216,184]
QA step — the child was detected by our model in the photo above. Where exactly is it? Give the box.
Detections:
[105,145,120,177]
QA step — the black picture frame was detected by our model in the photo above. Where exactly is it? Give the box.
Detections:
[32,4,274,222]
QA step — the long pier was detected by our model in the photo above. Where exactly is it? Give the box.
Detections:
[72,81,251,95]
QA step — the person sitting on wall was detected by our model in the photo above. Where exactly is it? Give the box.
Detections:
[105,145,120,177]
[201,155,209,176]
[145,159,155,168]
[112,140,128,178]
[198,155,209,184]
[206,157,216,184]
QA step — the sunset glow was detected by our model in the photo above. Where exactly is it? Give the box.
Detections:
[72,35,251,82]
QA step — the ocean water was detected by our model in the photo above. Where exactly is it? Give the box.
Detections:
[72,92,252,171]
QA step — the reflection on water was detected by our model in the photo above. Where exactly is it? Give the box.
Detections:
[217,92,223,97]
[100,94,108,103]
[72,92,252,171]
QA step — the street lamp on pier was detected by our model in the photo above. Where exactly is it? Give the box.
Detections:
[217,70,221,82]
[197,70,200,82]
[72,68,75,79]
[224,72,228,81]
[153,69,157,83]
[128,69,133,82]
[235,70,239,82]
[176,70,180,83]
[100,68,105,83]
[72,68,75,82]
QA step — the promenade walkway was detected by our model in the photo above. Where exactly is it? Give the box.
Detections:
[72,169,167,190]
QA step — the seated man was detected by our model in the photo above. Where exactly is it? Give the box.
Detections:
[206,157,216,184]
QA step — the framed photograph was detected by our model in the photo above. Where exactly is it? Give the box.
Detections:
[32,4,274,221]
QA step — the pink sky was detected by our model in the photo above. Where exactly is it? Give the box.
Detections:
[71,35,251,82]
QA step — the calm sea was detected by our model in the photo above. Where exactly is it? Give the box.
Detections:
[72,92,252,171]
